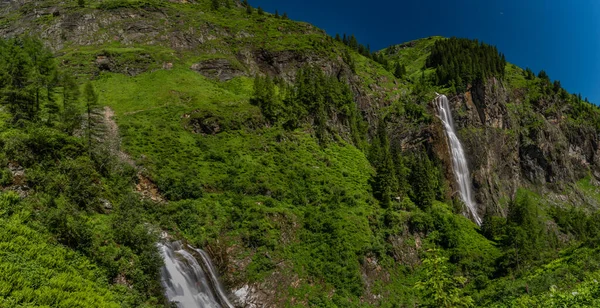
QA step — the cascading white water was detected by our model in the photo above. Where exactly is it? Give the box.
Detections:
[159,241,235,308]
[436,94,482,226]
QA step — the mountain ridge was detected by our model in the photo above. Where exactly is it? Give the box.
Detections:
[2,0,600,307]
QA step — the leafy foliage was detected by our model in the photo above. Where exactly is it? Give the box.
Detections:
[416,250,474,308]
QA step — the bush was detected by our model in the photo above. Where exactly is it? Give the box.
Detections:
[0,168,12,186]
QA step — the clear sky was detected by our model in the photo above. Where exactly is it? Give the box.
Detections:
[250,0,600,104]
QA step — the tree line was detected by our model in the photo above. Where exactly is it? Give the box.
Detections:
[0,37,163,305]
[426,37,506,90]
[334,33,407,79]
[251,66,367,145]
[0,37,104,151]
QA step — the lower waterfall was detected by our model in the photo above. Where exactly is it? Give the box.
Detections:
[436,94,482,225]
[159,241,235,308]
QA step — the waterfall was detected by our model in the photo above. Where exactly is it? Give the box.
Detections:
[436,94,482,225]
[159,241,235,308]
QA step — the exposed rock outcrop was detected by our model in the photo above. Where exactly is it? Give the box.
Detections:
[435,78,600,216]
[190,58,245,81]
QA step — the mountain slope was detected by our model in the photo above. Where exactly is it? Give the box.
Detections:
[2,0,600,307]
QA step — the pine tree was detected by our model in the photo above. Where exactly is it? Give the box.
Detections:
[348,34,358,50]
[371,119,397,208]
[250,76,281,123]
[0,39,34,123]
[61,73,81,135]
[524,67,535,80]
[24,37,56,121]
[409,151,437,209]
[84,82,104,154]
[393,62,406,79]
[257,6,264,15]
[275,10,279,18]
[553,80,562,93]
[246,3,253,14]
[282,12,288,19]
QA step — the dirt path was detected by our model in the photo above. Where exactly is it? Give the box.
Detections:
[103,106,137,167]
[103,106,165,203]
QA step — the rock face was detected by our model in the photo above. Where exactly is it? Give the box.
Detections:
[190,58,245,82]
[436,78,600,216]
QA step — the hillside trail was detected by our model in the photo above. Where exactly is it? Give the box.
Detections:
[103,106,165,203]
[103,106,137,167]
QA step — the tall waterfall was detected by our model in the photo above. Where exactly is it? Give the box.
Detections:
[436,94,482,226]
[159,241,235,308]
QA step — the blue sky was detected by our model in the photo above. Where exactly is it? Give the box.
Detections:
[250,0,600,104]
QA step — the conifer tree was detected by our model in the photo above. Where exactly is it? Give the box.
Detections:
[371,119,397,208]
[553,80,562,93]
[282,12,288,19]
[275,10,279,18]
[61,73,81,135]
[251,76,281,123]
[84,82,104,154]
[257,6,264,15]
[78,0,85,7]
[348,34,358,50]
[524,67,535,80]
[246,3,252,14]
[409,151,437,209]
[426,37,506,87]
[225,0,231,9]
[393,62,406,79]
[45,72,60,126]
[25,37,56,120]
[0,39,34,123]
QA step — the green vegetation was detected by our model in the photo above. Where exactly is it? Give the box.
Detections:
[0,37,163,307]
[97,0,163,10]
[2,0,600,307]
[426,37,507,91]
[251,66,367,144]
[416,250,474,308]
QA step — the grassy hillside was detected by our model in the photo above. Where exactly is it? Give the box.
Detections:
[3,0,600,307]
